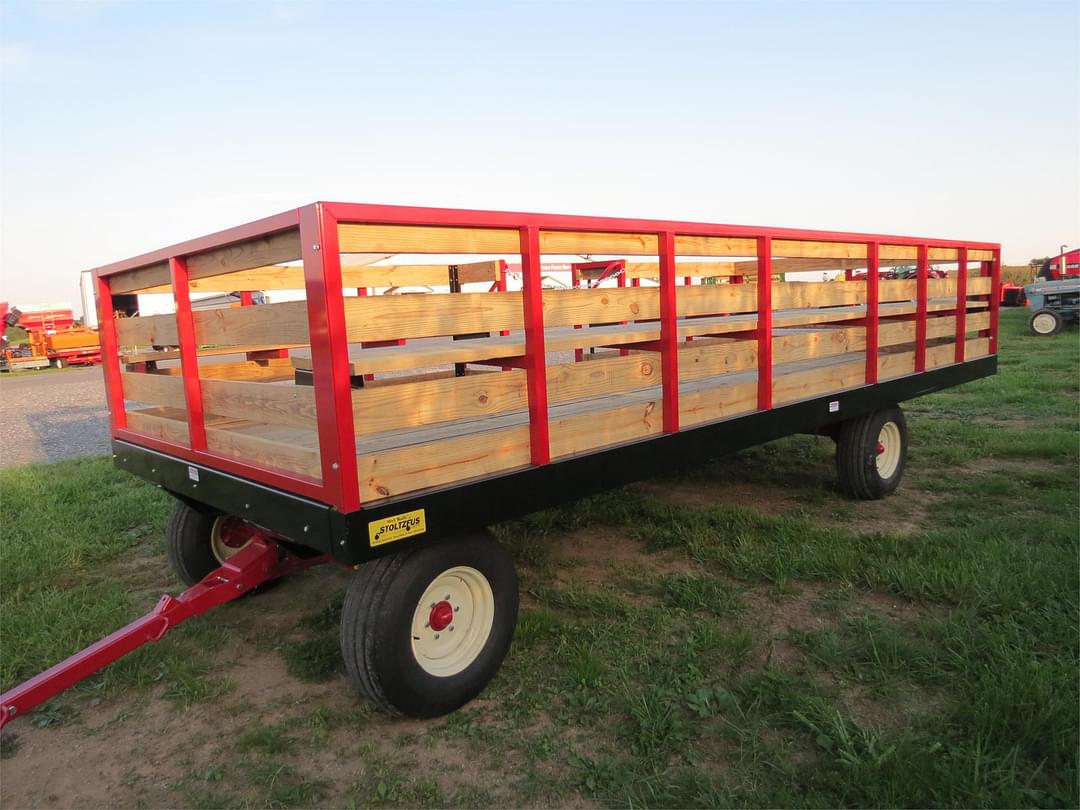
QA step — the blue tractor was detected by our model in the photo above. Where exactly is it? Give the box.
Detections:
[1025,277,1080,336]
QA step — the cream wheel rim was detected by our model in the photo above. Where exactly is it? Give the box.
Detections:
[1032,312,1057,334]
[876,422,902,479]
[210,516,255,564]
[411,566,494,677]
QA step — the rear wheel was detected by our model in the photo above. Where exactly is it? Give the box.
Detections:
[1029,308,1063,336]
[340,531,518,718]
[165,501,265,586]
[835,406,908,500]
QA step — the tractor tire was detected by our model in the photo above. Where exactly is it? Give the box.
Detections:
[340,531,518,718]
[1029,308,1063,336]
[835,406,908,500]
[165,500,274,587]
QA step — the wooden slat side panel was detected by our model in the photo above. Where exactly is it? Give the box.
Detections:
[773,281,866,309]
[187,230,302,280]
[339,224,519,254]
[674,235,758,256]
[127,407,190,443]
[148,358,296,381]
[353,371,528,436]
[542,287,660,328]
[928,247,960,260]
[192,301,311,346]
[549,399,662,459]
[115,315,179,348]
[878,350,916,380]
[878,279,918,303]
[539,230,658,255]
[108,262,171,295]
[968,249,994,261]
[679,381,758,427]
[928,278,958,298]
[773,240,867,259]
[343,292,523,343]
[205,426,320,479]
[121,371,185,407]
[357,426,531,501]
[677,284,758,316]
[548,353,659,401]
[967,277,992,295]
[772,359,865,405]
[926,341,959,369]
[964,336,991,358]
[200,378,317,429]
[880,246,918,261]
[679,339,757,381]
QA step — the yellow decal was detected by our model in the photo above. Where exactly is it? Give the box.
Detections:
[368,509,426,547]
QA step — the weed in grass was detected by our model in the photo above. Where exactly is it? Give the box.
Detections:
[29,700,77,728]
[236,722,296,756]
[0,732,20,759]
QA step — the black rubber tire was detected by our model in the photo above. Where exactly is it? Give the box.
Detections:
[835,406,908,500]
[340,532,518,718]
[1028,308,1063,336]
[165,500,221,586]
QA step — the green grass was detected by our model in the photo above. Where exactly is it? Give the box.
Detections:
[0,309,1076,808]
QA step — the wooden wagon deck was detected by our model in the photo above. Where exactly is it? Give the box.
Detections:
[93,203,1000,512]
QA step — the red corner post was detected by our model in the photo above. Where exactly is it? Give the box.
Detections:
[170,257,207,450]
[95,273,127,432]
[955,246,968,363]
[915,244,929,373]
[989,249,1002,354]
[865,241,880,384]
[658,231,680,433]
[301,204,360,512]
[519,226,550,465]
[756,235,773,410]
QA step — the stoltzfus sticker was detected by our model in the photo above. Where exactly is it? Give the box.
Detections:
[368,509,426,547]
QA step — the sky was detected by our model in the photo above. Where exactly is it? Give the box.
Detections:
[1,0,1077,312]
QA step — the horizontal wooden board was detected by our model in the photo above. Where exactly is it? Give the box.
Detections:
[772,356,865,406]
[344,292,523,342]
[543,287,660,327]
[121,344,304,364]
[539,230,658,255]
[967,276,992,295]
[137,358,296,382]
[108,262,171,295]
[195,302,311,346]
[187,230,304,281]
[339,223,519,254]
[357,425,531,501]
[549,398,662,459]
[679,380,758,427]
[121,371,184,406]
[674,235,758,257]
[116,314,179,348]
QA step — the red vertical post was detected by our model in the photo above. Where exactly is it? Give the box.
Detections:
[915,244,929,373]
[756,236,773,410]
[520,226,551,465]
[954,246,968,363]
[239,291,254,307]
[301,204,360,511]
[658,231,680,433]
[170,257,207,451]
[989,249,1001,354]
[497,261,510,337]
[864,241,880,385]
[95,274,127,432]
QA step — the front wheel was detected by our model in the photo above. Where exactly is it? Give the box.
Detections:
[340,531,518,718]
[165,501,269,586]
[835,406,908,500]
[1029,308,1063,336]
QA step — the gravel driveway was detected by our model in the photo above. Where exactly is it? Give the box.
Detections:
[0,367,110,467]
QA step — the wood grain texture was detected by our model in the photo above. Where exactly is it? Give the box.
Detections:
[339,223,519,254]
[187,230,302,280]
[549,398,662,459]
[674,235,758,257]
[679,380,758,427]
[539,230,658,255]
[542,286,660,327]
[107,263,171,295]
[357,426,531,501]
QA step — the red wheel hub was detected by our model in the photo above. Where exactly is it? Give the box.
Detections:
[876,441,885,455]
[428,600,454,632]
[217,517,261,549]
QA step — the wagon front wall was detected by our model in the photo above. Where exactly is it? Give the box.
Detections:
[94,203,1000,558]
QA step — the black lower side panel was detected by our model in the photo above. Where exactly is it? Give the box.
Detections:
[112,355,995,564]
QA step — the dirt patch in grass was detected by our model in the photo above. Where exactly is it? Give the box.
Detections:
[640,479,800,515]
[840,682,952,732]
[546,526,697,586]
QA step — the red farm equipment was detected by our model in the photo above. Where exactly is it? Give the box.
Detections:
[0,202,1002,727]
